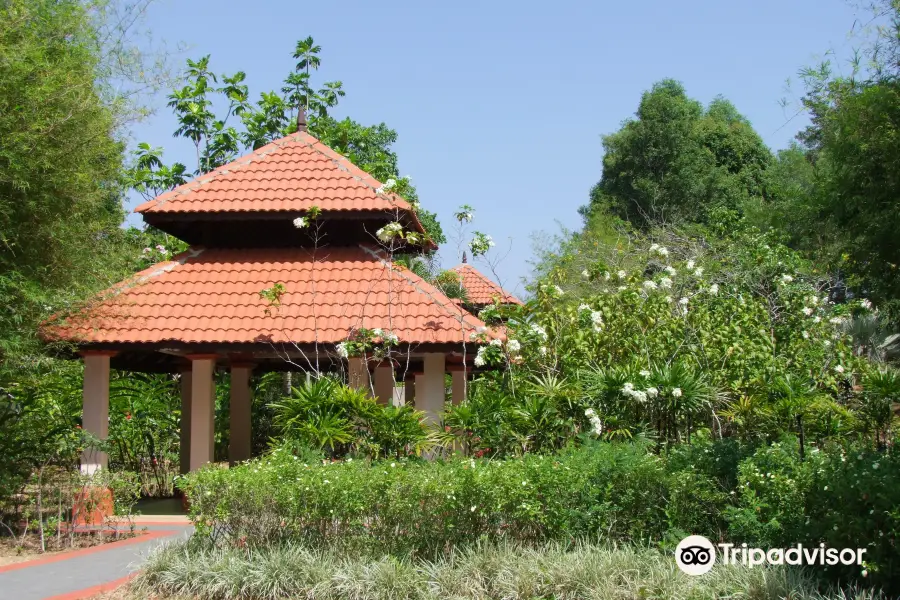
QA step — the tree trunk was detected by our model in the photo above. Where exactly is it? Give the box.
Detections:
[797,414,805,461]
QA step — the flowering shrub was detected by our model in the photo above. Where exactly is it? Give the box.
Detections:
[726,441,900,590]
[180,441,714,555]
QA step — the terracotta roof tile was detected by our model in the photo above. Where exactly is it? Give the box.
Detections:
[451,264,522,307]
[134,132,416,218]
[44,247,492,347]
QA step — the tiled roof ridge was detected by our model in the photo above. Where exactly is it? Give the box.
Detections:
[136,131,412,214]
[359,245,495,339]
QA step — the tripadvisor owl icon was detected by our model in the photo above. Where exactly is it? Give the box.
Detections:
[675,535,716,575]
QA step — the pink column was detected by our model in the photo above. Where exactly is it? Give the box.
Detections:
[80,351,116,475]
[229,363,253,465]
[187,354,216,471]
[374,364,394,405]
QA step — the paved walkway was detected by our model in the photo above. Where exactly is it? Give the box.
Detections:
[0,523,192,600]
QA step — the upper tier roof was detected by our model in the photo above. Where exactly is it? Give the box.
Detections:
[43,245,492,348]
[451,264,522,307]
[135,131,421,222]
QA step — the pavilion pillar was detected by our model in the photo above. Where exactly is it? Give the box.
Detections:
[420,353,446,424]
[404,376,416,407]
[374,364,394,405]
[451,369,467,405]
[229,364,253,466]
[188,355,216,471]
[348,357,369,393]
[179,368,193,475]
[80,351,115,475]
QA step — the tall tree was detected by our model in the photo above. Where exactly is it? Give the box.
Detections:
[0,0,156,371]
[585,80,772,228]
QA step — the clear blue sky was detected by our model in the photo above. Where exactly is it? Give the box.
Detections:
[128,0,861,298]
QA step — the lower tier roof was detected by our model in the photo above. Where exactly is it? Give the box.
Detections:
[43,245,492,349]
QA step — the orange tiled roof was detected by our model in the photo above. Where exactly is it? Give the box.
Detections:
[451,264,522,307]
[44,246,492,346]
[134,131,418,218]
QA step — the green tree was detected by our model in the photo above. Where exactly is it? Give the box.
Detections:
[585,80,772,228]
[0,0,158,371]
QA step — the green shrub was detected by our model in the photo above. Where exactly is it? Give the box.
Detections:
[181,437,899,593]
[180,441,710,555]
[133,538,887,600]
[728,441,900,589]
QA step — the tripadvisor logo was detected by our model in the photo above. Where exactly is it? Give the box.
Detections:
[675,535,867,576]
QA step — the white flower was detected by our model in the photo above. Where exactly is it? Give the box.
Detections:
[293,216,308,229]
[142,247,151,254]
[390,462,396,468]
[664,266,677,276]
[802,331,809,339]
[622,382,635,393]
[372,328,384,337]
[553,285,564,296]
[376,178,397,194]
[678,297,689,306]
[632,391,648,403]
[585,408,596,417]
[824,340,832,347]
[643,280,658,290]
[802,307,814,316]
[538,346,548,355]
[780,274,794,284]
[834,365,845,374]
[507,339,521,354]
[376,221,404,243]
[471,505,477,512]
[590,311,604,332]
[603,271,611,281]
[813,316,821,323]
[809,295,820,306]
[829,317,844,325]
[665,295,673,303]
[657,247,669,256]
[694,267,703,277]
[640,370,651,377]
[383,331,399,344]
[474,347,487,367]
[647,387,659,398]
[469,332,478,340]
[336,342,349,358]
[490,338,503,347]
[650,243,660,252]
[531,324,548,340]
[617,286,627,292]
[617,270,627,279]
[709,283,719,295]
[671,388,682,398]
[686,260,695,269]
[578,303,591,312]
[860,298,872,310]
[659,277,673,289]
[582,269,590,279]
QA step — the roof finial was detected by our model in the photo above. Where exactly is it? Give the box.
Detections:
[297,108,308,133]
[462,251,468,264]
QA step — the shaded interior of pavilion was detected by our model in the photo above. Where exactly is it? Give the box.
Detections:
[76,341,489,476]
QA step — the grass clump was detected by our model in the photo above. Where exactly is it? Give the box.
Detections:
[132,539,887,600]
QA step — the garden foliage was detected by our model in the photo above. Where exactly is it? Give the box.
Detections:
[181,439,899,591]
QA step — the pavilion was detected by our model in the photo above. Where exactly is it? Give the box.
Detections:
[451,256,522,313]
[42,123,495,475]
